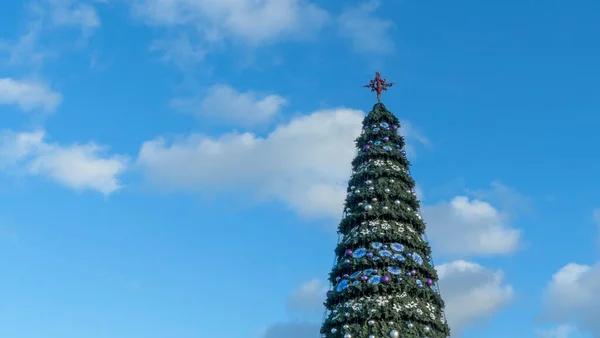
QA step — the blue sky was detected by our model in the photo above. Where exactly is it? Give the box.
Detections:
[1,0,600,337]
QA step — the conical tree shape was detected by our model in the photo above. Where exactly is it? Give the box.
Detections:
[320,103,451,338]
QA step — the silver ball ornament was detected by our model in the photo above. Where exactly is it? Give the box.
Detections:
[407,323,414,328]
[365,204,373,211]
[424,326,430,332]
[368,320,375,326]
[331,328,337,333]
[388,321,394,325]
[355,189,361,193]
[390,179,395,183]
[394,200,400,205]
[366,180,373,185]
[343,324,350,330]
[384,188,390,193]
[389,330,399,338]
[369,335,375,338]
[369,186,375,191]
[344,334,352,338]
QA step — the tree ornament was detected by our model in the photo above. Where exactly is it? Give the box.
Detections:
[365,204,373,211]
[344,334,352,338]
[331,328,337,333]
[368,320,375,326]
[345,249,353,256]
[343,324,350,330]
[389,330,399,338]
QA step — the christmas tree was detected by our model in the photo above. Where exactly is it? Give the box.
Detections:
[319,73,451,338]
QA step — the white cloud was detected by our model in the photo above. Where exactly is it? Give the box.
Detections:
[437,260,514,335]
[337,1,394,55]
[543,262,600,336]
[0,130,127,195]
[132,0,328,45]
[137,107,363,218]
[1,0,101,69]
[0,78,62,113]
[150,35,208,69]
[0,23,52,69]
[469,181,531,217]
[536,325,578,338]
[422,195,522,257]
[286,279,328,316]
[171,84,286,127]
[43,0,101,34]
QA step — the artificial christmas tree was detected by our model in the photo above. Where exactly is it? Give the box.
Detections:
[319,73,451,338]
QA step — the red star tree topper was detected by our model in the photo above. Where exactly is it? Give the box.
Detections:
[363,72,393,101]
